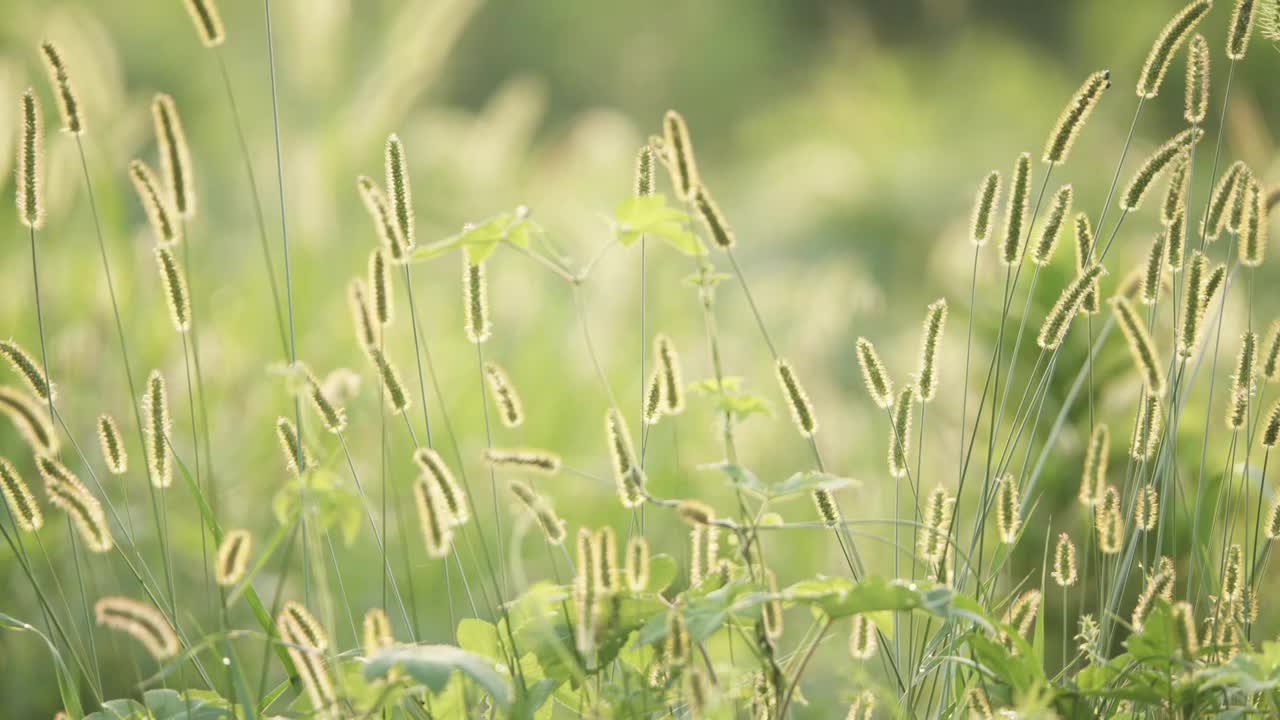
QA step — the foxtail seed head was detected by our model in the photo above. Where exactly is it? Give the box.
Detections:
[1172,601,1200,655]
[1179,251,1208,357]
[97,414,127,475]
[1001,153,1032,265]
[384,134,414,250]
[813,488,841,526]
[1163,157,1190,225]
[1140,231,1167,306]
[369,248,392,326]
[348,279,379,354]
[605,408,645,508]
[1135,483,1160,531]
[1166,206,1186,271]
[483,447,561,475]
[509,480,566,544]
[40,43,82,135]
[594,526,620,594]
[129,160,181,245]
[412,475,453,559]
[848,614,877,660]
[1266,401,1280,447]
[693,183,734,249]
[96,597,178,659]
[1186,34,1210,124]
[1080,424,1109,506]
[1239,177,1266,267]
[1229,0,1259,60]
[1131,393,1163,461]
[654,334,685,414]
[1132,567,1175,631]
[1204,162,1247,241]
[635,145,655,197]
[463,259,491,344]
[154,247,191,333]
[625,535,650,591]
[1096,486,1123,554]
[215,529,251,587]
[888,385,915,478]
[152,94,194,218]
[0,457,43,531]
[1074,214,1101,314]
[39,455,112,552]
[1228,165,1255,235]
[0,386,59,454]
[676,499,716,527]
[855,337,894,409]
[279,601,328,652]
[1112,297,1166,397]
[662,110,699,200]
[916,299,948,403]
[776,359,817,437]
[143,370,172,487]
[357,177,409,262]
[919,484,954,563]
[0,339,54,402]
[1265,492,1280,536]
[1202,263,1226,319]
[370,349,410,414]
[1004,589,1041,644]
[1044,71,1110,164]
[303,370,346,434]
[644,368,663,425]
[17,90,44,229]
[1223,544,1245,599]
[1037,264,1107,350]
[362,608,394,657]
[1120,129,1201,211]
[664,608,690,666]
[1262,320,1280,381]
[274,417,310,475]
[966,688,994,720]
[1052,533,1078,587]
[483,362,524,428]
[183,0,225,47]
[413,448,468,526]
[995,474,1020,544]
[971,171,1001,246]
[1032,184,1073,266]
[1137,1,1212,98]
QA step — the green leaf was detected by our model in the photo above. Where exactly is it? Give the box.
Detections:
[699,461,767,494]
[647,553,678,593]
[613,195,705,256]
[93,699,147,720]
[688,376,743,395]
[770,471,858,499]
[364,644,513,711]
[0,612,84,719]
[271,470,362,544]
[143,689,231,720]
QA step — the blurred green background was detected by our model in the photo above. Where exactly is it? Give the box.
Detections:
[0,0,1277,715]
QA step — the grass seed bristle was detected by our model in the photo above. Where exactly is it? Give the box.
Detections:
[776,359,818,437]
[971,171,1001,246]
[625,535,650,591]
[463,258,491,344]
[654,334,685,414]
[605,408,645,507]
[215,529,252,587]
[1204,162,1247,241]
[369,349,410,415]
[413,448,469,525]
[362,608,394,656]
[0,386,59,454]
[129,160,181,245]
[996,474,1021,544]
[1074,214,1101,314]
[152,94,195,218]
[384,134,415,251]
[154,247,191,333]
[39,455,112,552]
[916,299,948,403]
[1052,533,1078,586]
[357,176,409,262]
[1130,394,1163,461]
[95,596,178,659]
[369,247,393,326]
[274,417,311,475]
[0,457,43,531]
[348,279,380,354]
[1112,296,1166,396]
[1001,153,1032,265]
[1239,178,1266,267]
[1135,483,1160,531]
[40,42,83,135]
[483,447,561,475]
[0,339,55,402]
[848,614,877,660]
[1136,1,1212,98]
[1043,71,1110,164]
[412,476,453,559]
[483,362,524,428]
[97,414,127,475]
[693,183,735,249]
[1079,424,1109,506]
[509,480,566,544]
[1141,231,1167,306]
[1120,130,1201,211]
[662,110,699,200]
[855,337,894,409]
[1037,264,1107,350]
[1229,0,1259,60]
[17,90,44,229]
[1032,184,1073,266]
[143,370,172,488]
[1186,33,1210,124]
[183,0,225,47]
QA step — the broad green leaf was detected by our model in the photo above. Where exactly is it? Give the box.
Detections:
[365,644,513,711]
[647,553,678,593]
[143,689,231,720]
[92,699,147,720]
[770,471,858,499]
[699,461,767,494]
[688,376,743,395]
[613,195,705,256]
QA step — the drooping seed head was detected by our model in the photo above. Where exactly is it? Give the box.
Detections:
[1178,251,1208,358]
[0,340,54,403]
[369,349,410,415]
[624,535,650,591]
[97,414,127,475]
[17,90,44,229]
[664,608,690,666]
[1201,263,1226,320]
[1132,566,1175,631]
[1001,153,1032,265]
[676,499,716,527]
[1137,1,1212,98]
[143,370,172,488]
[693,183,734,249]
[302,370,346,434]
[918,484,954,563]
[1265,492,1280,536]
[1203,162,1247,241]
[812,487,841,526]
[1166,206,1187,271]
[1171,601,1200,655]
[593,526,620,594]
[0,386,59,454]
[463,258,491,344]
[412,476,453,559]
[347,279,379,354]
[888,385,915,478]
[1185,34,1210,124]
[1044,71,1110,164]
[1052,533,1078,587]
[1163,157,1191,227]
[1228,332,1257,430]
[1239,177,1267,267]
[1096,486,1123,554]
[1130,393,1163,461]
[183,0,225,47]
[1120,130,1201,211]
[384,134,414,250]
[215,529,252,587]
[643,368,663,425]
[654,334,685,414]
[1079,424,1109,506]
[776,359,818,437]
[274,417,310,475]
[95,597,178,659]
[279,600,328,652]
[357,177,409,262]
[1262,320,1280,382]
[1229,0,1259,60]
[483,447,561,475]
[848,614,877,660]
[0,457,43,531]
[605,408,645,508]
[413,448,468,526]
[1074,214,1101,314]
[1004,589,1041,643]
[635,145,655,197]
[39,455,112,552]
[662,110,699,200]
[362,608,394,657]
[508,480,566,544]
[915,299,948,403]
[1135,483,1160,531]
[855,337,894,409]
[970,170,1001,246]
[154,247,191,333]
[995,474,1020,544]
[152,94,194,218]
[482,362,524,428]
[1032,184,1073,266]
[129,160,181,245]
[966,688,994,720]
[368,247,393,327]
[1037,264,1108,350]
[1228,165,1255,235]
[1112,297,1166,397]
[1266,401,1280,447]
[39,43,83,135]
[1140,231,1167,306]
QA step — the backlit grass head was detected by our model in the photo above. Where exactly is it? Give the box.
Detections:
[970,170,1001,246]
[635,145,655,197]
[1130,394,1163,461]
[654,334,685,415]
[1037,264,1107,350]
[605,408,645,508]
[1266,400,1280,447]
[369,247,393,326]
[348,279,380,354]
[274,417,310,475]
[855,337,894,409]
[1178,251,1208,358]
[625,535,650,591]
[1228,0,1259,60]
[1132,566,1174,631]
[644,368,663,425]
[1228,331,1258,430]
[1120,129,1200,211]
[384,134,415,250]
[0,339,54,403]
[1003,589,1041,646]
[1052,533,1078,587]
[357,176,409,262]
[693,183,735,250]
[17,90,44,229]
[662,110,699,200]
[996,474,1020,544]
[97,414,127,475]
[215,529,252,587]
[183,0,225,47]
[1032,184,1072,266]
[848,614,877,660]
[143,370,172,488]
[1186,33,1209,124]
[1166,206,1186,271]
[413,448,469,526]
[1204,162,1247,241]
[95,596,178,660]
[813,487,841,527]
[1079,424,1109,506]
[1140,231,1166,306]
[1136,1,1211,98]
[483,447,561,475]
[412,475,453,559]
[1112,296,1166,397]
[1096,486,1123,554]
[0,457,43,532]
[919,484,954,564]
[775,359,817,437]
[303,369,346,434]
[152,94,195,218]
[463,258,491,344]
[916,299,948,403]
[370,349,410,415]
[1264,320,1280,382]
[362,608,394,657]
[1135,483,1160,531]
[130,160,181,245]
[1239,177,1266,267]
[1043,70,1110,164]
[1001,153,1031,266]
[483,362,524,428]
[1074,214,1100,314]
[509,480,566,545]
[40,42,82,135]
[154,247,191,333]
[39,455,112,552]
[0,386,59,454]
